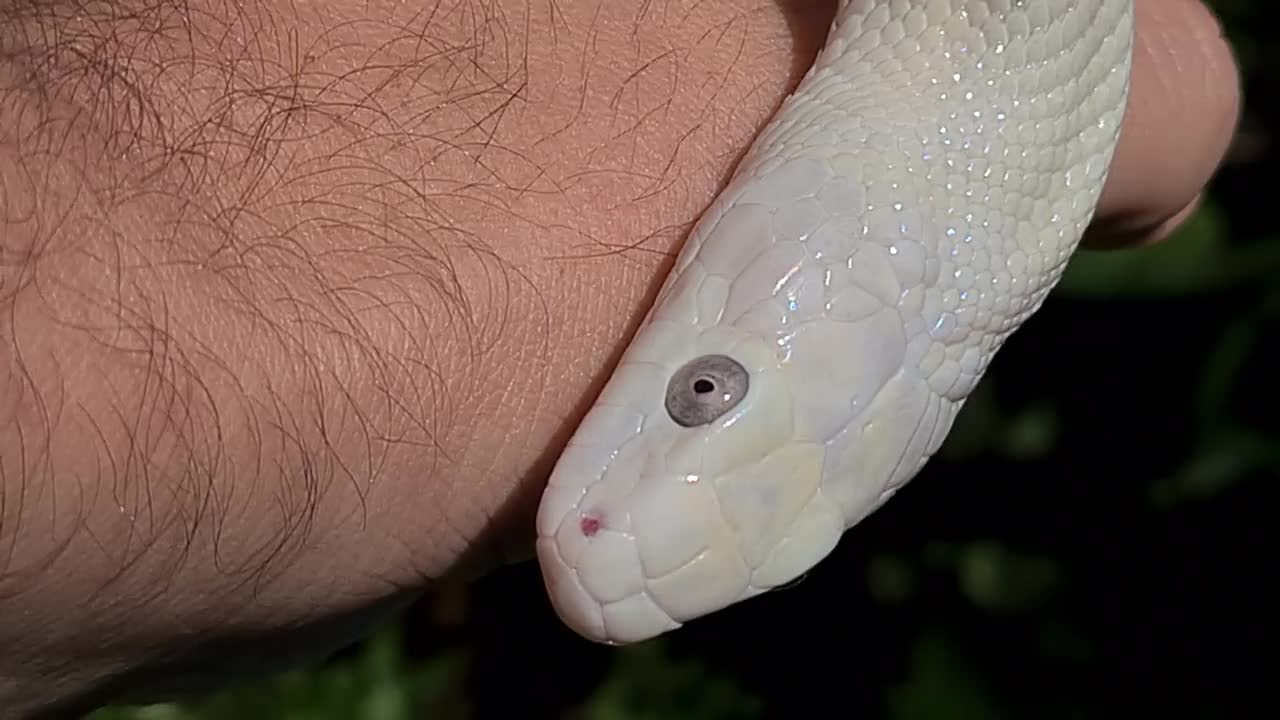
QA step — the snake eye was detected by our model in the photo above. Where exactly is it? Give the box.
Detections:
[665,354,749,427]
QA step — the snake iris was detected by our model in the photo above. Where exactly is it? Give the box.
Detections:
[535,0,1135,645]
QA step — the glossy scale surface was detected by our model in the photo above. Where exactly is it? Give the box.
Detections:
[536,0,1134,644]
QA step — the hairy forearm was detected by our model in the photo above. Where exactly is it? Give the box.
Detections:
[0,0,818,714]
[0,1,497,709]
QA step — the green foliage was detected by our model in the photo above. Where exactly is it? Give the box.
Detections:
[887,632,1006,720]
[89,629,770,720]
[576,642,763,720]
[956,541,1065,615]
[1057,201,1280,299]
[88,627,467,720]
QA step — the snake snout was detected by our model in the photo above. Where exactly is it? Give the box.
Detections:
[535,529,679,644]
[538,469,765,644]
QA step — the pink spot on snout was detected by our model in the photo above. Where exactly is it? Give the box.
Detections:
[580,514,602,537]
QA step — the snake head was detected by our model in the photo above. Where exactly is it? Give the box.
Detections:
[531,233,924,644]
[536,185,944,645]
[536,0,1136,647]
[536,316,805,644]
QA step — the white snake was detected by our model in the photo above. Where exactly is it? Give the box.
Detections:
[535,0,1135,645]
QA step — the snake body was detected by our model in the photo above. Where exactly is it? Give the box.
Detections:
[536,0,1135,645]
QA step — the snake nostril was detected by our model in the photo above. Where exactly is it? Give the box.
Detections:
[579,514,602,537]
[693,378,715,394]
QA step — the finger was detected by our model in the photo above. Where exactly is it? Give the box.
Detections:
[1085,0,1241,249]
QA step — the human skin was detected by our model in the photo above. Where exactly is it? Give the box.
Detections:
[0,0,1239,716]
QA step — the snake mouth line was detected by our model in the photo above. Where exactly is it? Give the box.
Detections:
[536,532,684,645]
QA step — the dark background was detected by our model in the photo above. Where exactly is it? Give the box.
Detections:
[91,1,1275,718]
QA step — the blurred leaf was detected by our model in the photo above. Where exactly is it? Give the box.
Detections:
[88,623,468,720]
[867,553,919,605]
[1195,314,1259,437]
[888,631,1005,720]
[1036,620,1095,663]
[1148,428,1276,510]
[1056,202,1280,298]
[91,706,191,720]
[958,541,1065,614]
[923,541,964,572]
[578,640,762,720]
[996,403,1060,461]
[941,384,1059,462]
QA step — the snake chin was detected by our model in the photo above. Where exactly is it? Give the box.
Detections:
[535,419,856,645]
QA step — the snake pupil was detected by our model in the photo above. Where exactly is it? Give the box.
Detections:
[665,354,749,427]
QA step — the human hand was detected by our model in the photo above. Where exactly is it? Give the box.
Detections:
[1086,0,1240,249]
[0,0,1238,715]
